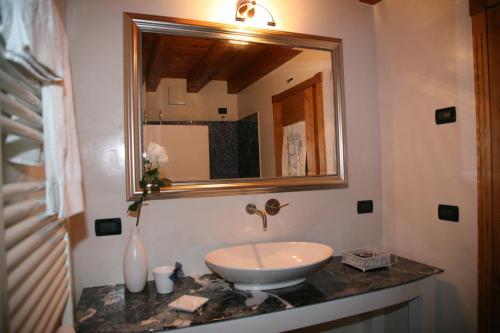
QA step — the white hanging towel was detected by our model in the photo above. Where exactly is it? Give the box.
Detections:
[282,121,307,177]
[1,0,84,218]
[0,0,62,81]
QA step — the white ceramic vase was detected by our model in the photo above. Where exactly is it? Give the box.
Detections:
[124,226,148,293]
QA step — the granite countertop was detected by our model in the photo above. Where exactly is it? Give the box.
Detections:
[76,256,442,333]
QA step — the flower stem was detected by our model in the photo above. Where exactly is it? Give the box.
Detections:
[135,203,142,227]
[135,191,147,227]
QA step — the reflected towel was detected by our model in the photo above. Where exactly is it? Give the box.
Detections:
[282,121,306,177]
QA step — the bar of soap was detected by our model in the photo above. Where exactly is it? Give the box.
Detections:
[168,295,209,312]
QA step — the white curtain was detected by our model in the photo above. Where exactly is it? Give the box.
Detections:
[1,0,84,218]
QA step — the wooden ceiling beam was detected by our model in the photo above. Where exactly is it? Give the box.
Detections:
[144,34,159,85]
[227,47,302,94]
[145,37,173,92]
[187,41,242,93]
[359,0,382,4]
[146,75,162,92]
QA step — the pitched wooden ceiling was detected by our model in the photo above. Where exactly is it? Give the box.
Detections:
[141,32,301,94]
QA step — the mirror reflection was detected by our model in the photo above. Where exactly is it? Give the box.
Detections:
[141,32,337,182]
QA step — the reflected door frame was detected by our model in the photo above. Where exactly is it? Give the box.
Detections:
[272,72,326,176]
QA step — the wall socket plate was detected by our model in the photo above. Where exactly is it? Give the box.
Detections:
[435,106,456,125]
[438,204,459,222]
[357,200,373,214]
[95,218,122,236]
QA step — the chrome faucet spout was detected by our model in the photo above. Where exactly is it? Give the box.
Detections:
[255,209,267,231]
[246,203,268,231]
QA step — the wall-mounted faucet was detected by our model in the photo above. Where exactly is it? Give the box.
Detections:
[246,199,289,231]
[246,203,268,231]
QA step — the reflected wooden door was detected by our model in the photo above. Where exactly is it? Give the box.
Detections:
[272,73,326,176]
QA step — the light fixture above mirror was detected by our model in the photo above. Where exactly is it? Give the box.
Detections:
[235,1,276,27]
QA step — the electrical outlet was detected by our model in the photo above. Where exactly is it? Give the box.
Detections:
[357,200,373,214]
[438,205,459,222]
[95,218,122,236]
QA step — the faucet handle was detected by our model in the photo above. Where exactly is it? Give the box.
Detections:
[265,199,289,216]
[246,203,257,215]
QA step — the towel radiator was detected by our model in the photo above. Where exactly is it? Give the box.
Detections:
[0,51,74,333]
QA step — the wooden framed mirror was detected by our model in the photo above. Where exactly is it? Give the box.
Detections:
[124,13,348,199]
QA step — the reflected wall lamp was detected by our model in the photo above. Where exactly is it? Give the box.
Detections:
[235,1,276,27]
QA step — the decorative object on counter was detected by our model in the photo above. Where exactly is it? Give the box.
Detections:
[153,266,174,294]
[153,262,183,294]
[168,295,209,313]
[124,142,170,293]
[123,226,148,292]
[341,247,392,272]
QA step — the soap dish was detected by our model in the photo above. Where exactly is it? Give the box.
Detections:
[342,247,391,271]
[168,295,209,312]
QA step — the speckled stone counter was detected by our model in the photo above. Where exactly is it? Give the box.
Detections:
[76,256,442,333]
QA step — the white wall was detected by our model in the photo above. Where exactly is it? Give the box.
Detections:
[375,0,477,332]
[143,125,210,181]
[146,78,239,121]
[67,0,381,300]
[237,49,335,177]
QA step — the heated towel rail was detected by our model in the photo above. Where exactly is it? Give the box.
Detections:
[0,51,74,333]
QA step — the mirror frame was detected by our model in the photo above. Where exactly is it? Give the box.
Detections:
[124,12,348,200]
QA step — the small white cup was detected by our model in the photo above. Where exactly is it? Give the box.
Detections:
[153,266,175,294]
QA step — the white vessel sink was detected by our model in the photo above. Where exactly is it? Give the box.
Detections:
[205,242,333,290]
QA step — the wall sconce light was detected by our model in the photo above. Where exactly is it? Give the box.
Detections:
[235,1,276,27]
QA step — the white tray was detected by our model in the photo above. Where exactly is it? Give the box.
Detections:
[341,247,391,272]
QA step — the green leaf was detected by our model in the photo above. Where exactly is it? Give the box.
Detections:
[128,200,141,212]
[157,178,171,187]
[145,168,159,178]
[129,163,172,217]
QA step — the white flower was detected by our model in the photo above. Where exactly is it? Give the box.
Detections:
[143,142,169,166]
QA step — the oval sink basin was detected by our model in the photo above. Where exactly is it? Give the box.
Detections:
[205,242,333,290]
